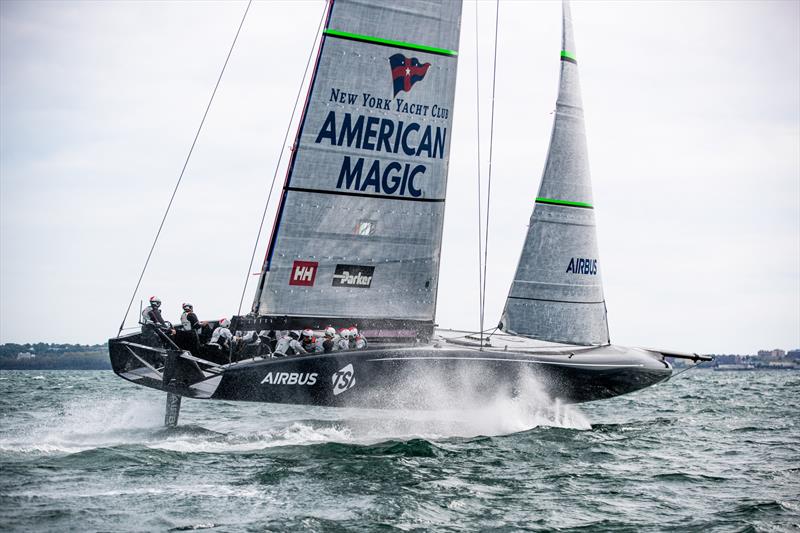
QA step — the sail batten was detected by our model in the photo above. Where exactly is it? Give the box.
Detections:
[253,0,462,328]
[500,0,609,346]
[324,29,458,56]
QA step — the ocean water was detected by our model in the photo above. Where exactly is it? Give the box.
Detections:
[0,369,797,532]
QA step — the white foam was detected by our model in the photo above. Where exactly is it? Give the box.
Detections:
[1,395,164,455]
[1,371,589,456]
[150,422,354,453]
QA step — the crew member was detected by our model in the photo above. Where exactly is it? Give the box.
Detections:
[179,303,206,353]
[301,328,323,354]
[321,326,337,353]
[337,328,351,351]
[351,327,367,349]
[180,303,205,333]
[141,296,175,335]
[275,331,306,356]
[209,318,235,352]
[258,330,278,354]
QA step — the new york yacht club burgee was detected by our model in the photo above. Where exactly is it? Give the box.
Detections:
[254,0,462,323]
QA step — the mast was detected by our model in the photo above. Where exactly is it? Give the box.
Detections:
[250,0,463,335]
[499,0,609,346]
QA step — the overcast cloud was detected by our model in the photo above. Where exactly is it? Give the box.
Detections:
[1,0,798,354]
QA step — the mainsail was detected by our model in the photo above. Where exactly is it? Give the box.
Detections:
[500,1,609,346]
[252,0,462,334]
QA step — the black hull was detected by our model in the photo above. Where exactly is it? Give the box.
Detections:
[109,333,672,406]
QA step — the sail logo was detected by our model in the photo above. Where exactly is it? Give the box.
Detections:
[261,372,318,386]
[332,363,355,395]
[566,258,598,275]
[332,264,374,288]
[314,110,447,199]
[289,260,318,286]
[389,54,430,96]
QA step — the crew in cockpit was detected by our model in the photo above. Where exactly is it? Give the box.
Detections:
[179,303,206,353]
[300,328,323,354]
[141,296,175,335]
[209,318,234,352]
[275,331,306,356]
[322,326,337,353]
[351,327,367,349]
[337,328,351,351]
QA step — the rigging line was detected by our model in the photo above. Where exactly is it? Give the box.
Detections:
[117,0,252,337]
[670,361,710,380]
[480,0,500,344]
[236,1,329,317]
[474,0,484,350]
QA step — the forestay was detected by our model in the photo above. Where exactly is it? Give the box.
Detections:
[500,1,609,346]
[253,0,462,328]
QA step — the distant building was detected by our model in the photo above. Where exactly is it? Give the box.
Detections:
[757,349,786,360]
[16,352,35,360]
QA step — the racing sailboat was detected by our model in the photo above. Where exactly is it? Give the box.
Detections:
[109,0,708,425]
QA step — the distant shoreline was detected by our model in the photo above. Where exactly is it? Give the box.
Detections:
[0,344,110,370]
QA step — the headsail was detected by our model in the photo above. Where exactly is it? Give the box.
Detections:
[252,0,462,335]
[500,0,609,346]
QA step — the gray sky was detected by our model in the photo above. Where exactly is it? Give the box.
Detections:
[1,0,798,354]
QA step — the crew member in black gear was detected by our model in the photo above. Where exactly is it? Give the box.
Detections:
[141,296,175,336]
[178,303,206,354]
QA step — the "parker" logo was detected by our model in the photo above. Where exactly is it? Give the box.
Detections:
[289,260,318,286]
[332,264,374,288]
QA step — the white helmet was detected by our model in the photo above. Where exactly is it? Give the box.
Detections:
[301,328,314,340]
[325,326,336,338]
[339,328,351,339]
[219,318,230,328]
[349,326,359,337]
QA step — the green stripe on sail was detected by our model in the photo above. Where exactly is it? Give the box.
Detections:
[560,50,576,61]
[536,197,593,209]
[324,29,458,56]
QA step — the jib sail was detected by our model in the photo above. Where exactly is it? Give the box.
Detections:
[252,0,462,333]
[500,1,609,346]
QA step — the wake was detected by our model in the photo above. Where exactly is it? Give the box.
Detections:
[0,374,589,456]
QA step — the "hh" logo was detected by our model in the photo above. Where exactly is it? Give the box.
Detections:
[289,260,318,286]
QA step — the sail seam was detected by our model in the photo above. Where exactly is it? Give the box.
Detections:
[324,29,458,56]
[285,186,445,203]
[508,296,605,305]
[535,197,593,209]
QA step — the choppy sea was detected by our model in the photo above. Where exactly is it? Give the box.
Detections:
[0,369,798,532]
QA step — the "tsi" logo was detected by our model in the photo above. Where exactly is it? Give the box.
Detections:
[289,260,318,286]
[332,364,356,396]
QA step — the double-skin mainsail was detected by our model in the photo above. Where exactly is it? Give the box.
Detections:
[250,0,463,339]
